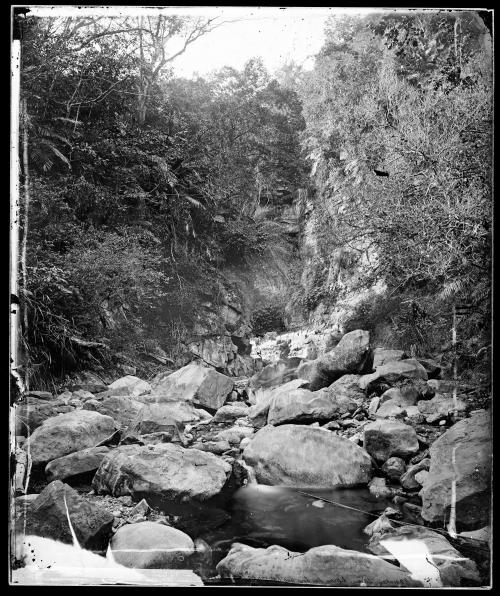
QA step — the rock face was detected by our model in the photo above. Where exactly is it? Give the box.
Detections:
[83,395,143,429]
[93,443,232,502]
[359,359,428,391]
[420,410,492,530]
[363,420,419,463]
[267,388,356,426]
[372,348,406,369]
[249,358,304,391]
[308,330,371,390]
[24,410,116,466]
[108,375,151,397]
[216,542,418,586]
[15,480,113,550]
[152,362,233,411]
[45,446,111,482]
[243,424,372,487]
[15,398,74,436]
[368,525,481,587]
[110,521,194,569]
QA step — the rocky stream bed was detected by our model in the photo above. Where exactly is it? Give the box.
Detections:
[11,329,492,586]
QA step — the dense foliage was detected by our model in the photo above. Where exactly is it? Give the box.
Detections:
[18,15,307,386]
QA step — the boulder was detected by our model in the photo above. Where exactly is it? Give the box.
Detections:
[380,386,420,407]
[267,387,356,426]
[327,374,365,402]
[92,443,232,502]
[368,477,393,498]
[246,379,310,428]
[310,330,371,390]
[420,410,492,530]
[363,513,395,537]
[15,480,113,550]
[216,542,418,586]
[152,362,233,410]
[212,404,249,424]
[108,375,151,397]
[417,394,467,424]
[372,348,406,369]
[368,525,480,586]
[110,521,194,569]
[249,358,304,391]
[15,398,74,436]
[363,420,419,463]
[359,359,428,391]
[129,402,206,439]
[190,440,231,455]
[243,424,372,487]
[71,389,96,402]
[214,426,254,445]
[416,359,441,379]
[83,395,143,429]
[45,446,111,482]
[400,459,431,490]
[24,410,116,466]
[375,400,406,419]
[381,457,407,482]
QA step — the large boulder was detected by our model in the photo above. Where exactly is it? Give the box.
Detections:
[368,525,480,586]
[267,387,356,426]
[24,410,116,466]
[129,401,207,438]
[83,395,143,429]
[307,330,371,390]
[15,480,113,550]
[45,446,111,482]
[327,374,365,403]
[359,359,428,391]
[363,420,419,463]
[15,397,75,436]
[246,379,310,428]
[152,362,233,411]
[216,542,418,586]
[109,521,194,569]
[372,348,406,369]
[107,375,151,397]
[420,410,492,530]
[92,443,232,502]
[243,424,372,487]
[249,358,304,391]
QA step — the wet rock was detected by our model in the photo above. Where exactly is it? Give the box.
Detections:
[368,477,393,498]
[243,424,372,487]
[108,375,151,398]
[399,458,430,490]
[93,443,232,502]
[45,446,111,482]
[212,404,249,424]
[381,457,407,482]
[15,480,113,550]
[359,359,428,392]
[420,410,492,530]
[216,542,418,586]
[249,357,304,391]
[83,395,143,429]
[372,348,406,369]
[15,398,75,436]
[368,525,481,586]
[363,420,419,463]
[24,410,116,466]
[110,521,194,569]
[152,362,234,411]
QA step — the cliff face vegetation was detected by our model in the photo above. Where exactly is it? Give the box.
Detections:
[16,11,491,391]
